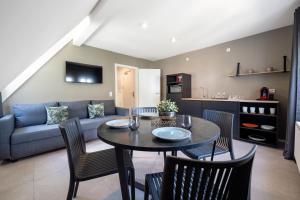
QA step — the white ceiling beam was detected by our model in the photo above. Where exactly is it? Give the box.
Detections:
[73,0,108,46]
[1,16,91,102]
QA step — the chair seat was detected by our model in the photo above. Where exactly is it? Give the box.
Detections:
[182,143,229,159]
[145,172,164,200]
[75,148,133,181]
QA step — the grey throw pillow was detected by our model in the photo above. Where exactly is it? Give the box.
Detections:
[46,106,69,125]
[88,104,104,119]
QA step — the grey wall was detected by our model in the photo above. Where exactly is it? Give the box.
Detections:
[155,26,292,139]
[3,43,152,113]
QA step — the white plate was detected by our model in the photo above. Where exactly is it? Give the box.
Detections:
[152,127,191,141]
[139,112,159,118]
[261,125,275,130]
[248,135,266,142]
[106,119,129,128]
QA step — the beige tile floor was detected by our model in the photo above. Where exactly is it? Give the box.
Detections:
[0,140,299,200]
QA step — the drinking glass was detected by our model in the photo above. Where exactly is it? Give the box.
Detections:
[181,115,192,130]
[129,115,140,131]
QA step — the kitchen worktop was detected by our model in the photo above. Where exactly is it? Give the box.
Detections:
[182,98,279,103]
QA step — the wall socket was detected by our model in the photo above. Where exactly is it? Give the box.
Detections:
[109,91,113,97]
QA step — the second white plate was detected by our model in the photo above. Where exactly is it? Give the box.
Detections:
[152,127,191,141]
[106,119,129,128]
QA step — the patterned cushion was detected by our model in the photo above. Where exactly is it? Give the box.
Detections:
[91,100,116,115]
[88,104,104,119]
[46,106,69,125]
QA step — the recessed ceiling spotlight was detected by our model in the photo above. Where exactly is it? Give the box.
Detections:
[141,22,148,29]
[226,48,231,52]
[185,57,190,62]
[171,37,176,43]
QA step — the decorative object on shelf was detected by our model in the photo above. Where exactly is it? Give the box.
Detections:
[242,106,248,113]
[157,99,178,117]
[266,67,274,72]
[250,107,256,113]
[176,75,183,83]
[283,55,287,72]
[261,125,275,131]
[248,69,254,74]
[259,107,265,114]
[269,89,276,100]
[236,62,240,76]
[260,87,269,100]
[270,108,276,115]
[248,134,266,142]
[242,123,259,128]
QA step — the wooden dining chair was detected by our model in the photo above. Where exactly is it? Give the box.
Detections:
[59,118,135,200]
[182,109,235,161]
[131,107,158,115]
[144,145,257,200]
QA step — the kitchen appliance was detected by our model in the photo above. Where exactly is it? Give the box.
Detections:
[170,85,182,93]
[260,87,269,100]
[269,89,276,100]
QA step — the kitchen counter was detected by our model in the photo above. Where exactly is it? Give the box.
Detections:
[182,98,279,103]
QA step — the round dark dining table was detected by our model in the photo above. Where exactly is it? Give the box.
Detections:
[97,115,220,200]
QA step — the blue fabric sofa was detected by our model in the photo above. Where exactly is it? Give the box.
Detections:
[0,100,128,161]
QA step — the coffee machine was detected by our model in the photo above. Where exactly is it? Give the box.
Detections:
[260,87,269,100]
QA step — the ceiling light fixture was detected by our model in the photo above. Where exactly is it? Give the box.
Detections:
[171,37,176,43]
[141,22,148,29]
[185,57,190,62]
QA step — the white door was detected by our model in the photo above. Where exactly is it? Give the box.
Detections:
[138,69,161,107]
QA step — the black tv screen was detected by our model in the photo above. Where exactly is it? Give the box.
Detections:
[65,61,103,84]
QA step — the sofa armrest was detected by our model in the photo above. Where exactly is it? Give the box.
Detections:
[116,107,129,116]
[0,114,15,160]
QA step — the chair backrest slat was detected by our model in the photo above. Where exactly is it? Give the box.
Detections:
[59,118,85,177]
[203,109,234,158]
[183,166,193,199]
[132,107,158,115]
[160,146,257,200]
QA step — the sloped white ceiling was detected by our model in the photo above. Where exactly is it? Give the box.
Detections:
[85,0,300,61]
[0,0,98,91]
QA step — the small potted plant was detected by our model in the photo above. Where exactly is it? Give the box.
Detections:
[157,99,179,117]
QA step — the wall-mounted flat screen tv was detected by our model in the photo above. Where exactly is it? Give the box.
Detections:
[65,61,103,84]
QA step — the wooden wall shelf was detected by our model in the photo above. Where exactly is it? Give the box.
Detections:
[228,70,290,77]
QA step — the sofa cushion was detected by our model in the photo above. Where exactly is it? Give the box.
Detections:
[46,106,69,125]
[80,115,118,131]
[11,124,60,144]
[88,104,104,119]
[91,100,116,115]
[13,102,58,128]
[59,100,90,119]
